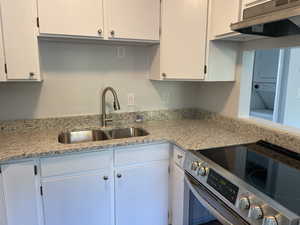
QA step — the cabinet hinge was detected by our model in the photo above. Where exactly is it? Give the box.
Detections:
[204,65,207,74]
[34,165,38,175]
[40,186,43,196]
[36,17,40,28]
[4,63,7,74]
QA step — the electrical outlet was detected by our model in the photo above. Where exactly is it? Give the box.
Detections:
[128,93,135,106]
[297,88,300,99]
[117,47,126,58]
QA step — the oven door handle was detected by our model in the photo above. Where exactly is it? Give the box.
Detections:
[184,174,249,225]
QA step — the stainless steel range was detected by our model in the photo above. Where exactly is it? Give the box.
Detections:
[183,141,300,225]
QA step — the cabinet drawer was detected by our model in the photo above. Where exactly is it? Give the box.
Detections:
[41,150,113,177]
[173,146,185,168]
[115,143,170,166]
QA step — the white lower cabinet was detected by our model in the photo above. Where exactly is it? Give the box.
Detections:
[42,169,114,225]
[115,161,169,225]
[0,161,42,225]
[0,144,171,225]
[171,147,186,225]
[171,163,185,225]
[0,172,7,225]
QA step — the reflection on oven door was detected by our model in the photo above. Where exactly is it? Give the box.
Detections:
[189,189,222,225]
[184,174,249,225]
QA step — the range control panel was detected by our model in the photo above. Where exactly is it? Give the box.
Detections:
[207,169,239,204]
[185,151,299,225]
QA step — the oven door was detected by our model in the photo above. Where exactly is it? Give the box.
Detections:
[184,172,250,225]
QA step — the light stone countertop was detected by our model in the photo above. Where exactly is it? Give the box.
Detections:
[0,119,259,163]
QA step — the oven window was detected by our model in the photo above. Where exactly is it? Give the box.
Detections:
[188,190,222,225]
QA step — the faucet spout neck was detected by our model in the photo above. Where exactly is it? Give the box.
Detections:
[101,87,121,127]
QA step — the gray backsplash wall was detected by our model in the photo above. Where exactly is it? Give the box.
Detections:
[0,40,200,120]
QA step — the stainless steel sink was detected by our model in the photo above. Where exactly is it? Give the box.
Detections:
[58,130,110,144]
[107,127,149,139]
[58,127,149,144]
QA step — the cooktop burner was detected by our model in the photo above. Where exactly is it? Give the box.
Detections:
[193,141,300,216]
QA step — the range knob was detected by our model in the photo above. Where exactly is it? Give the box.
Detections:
[263,216,278,225]
[191,161,200,171]
[249,205,264,220]
[198,165,208,176]
[238,197,250,210]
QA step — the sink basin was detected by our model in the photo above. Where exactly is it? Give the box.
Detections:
[58,130,109,144]
[107,127,149,139]
[58,127,149,144]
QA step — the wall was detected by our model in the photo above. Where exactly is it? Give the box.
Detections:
[196,36,300,118]
[282,47,300,128]
[0,40,199,120]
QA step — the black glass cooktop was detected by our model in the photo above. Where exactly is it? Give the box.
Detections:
[195,141,300,216]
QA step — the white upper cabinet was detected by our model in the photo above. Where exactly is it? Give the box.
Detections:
[0,18,6,82]
[0,0,41,81]
[38,0,104,38]
[37,0,160,42]
[1,161,41,225]
[108,0,160,41]
[150,0,239,81]
[209,0,241,39]
[150,0,208,80]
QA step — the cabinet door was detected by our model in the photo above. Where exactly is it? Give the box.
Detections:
[171,163,185,225]
[0,172,7,225]
[161,0,208,80]
[42,170,113,225]
[209,0,241,38]
[108,0,160,41]
[38,0,104,38]
[115,161,169,225]
[0,0,41,80]
[1,161,41,225]
[0,16,5,82]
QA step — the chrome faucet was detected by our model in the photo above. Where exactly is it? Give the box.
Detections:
[101,87,121,127]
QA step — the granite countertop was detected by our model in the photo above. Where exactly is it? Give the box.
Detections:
[0,119,259,163]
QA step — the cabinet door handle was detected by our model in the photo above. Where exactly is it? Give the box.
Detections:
[177,155,183,159]
[110,30,115,36]
[29,72,35,79]
[103,176,109,180]
[98,28,103,35]
[117,174,122,178]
